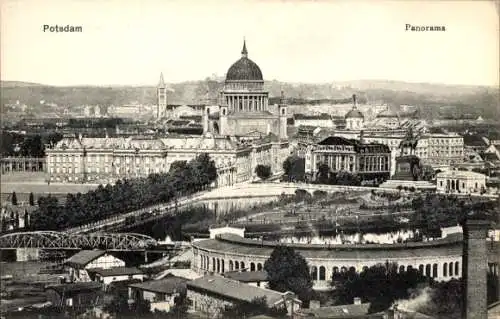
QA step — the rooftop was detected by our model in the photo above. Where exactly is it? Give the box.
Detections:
[89,267,143,277]
[437,170,487,179]
[45,282,102,295]
[187,275,289,307]
[65,250,107,268]
[223,270,268,282]
[193,234,467,260]
[129,276,187,295]
[300,303,371,318]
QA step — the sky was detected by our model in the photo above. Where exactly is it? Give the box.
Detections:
[1,0,499,87]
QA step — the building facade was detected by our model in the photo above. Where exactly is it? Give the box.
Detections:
[304,136,391,181]
[46,40,290,185]
[191,233,498,290]
[186,275,301,317]
[293,114,334,128]
[436,170,487,194]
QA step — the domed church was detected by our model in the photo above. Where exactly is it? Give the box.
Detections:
[203,40,288,140]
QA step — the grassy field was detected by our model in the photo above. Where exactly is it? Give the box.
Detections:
[1,172,100,204]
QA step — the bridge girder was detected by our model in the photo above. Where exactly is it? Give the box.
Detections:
[0,231,157,250]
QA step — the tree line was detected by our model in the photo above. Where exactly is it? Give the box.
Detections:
[1,131,63,157]
[28,154,217,230]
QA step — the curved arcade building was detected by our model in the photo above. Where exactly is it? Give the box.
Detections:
[192,233,499,290]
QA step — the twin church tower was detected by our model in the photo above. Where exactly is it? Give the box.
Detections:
[156,40,288,140]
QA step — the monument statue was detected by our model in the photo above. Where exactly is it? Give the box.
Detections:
[393,127,423,181]
[399,126,421,156]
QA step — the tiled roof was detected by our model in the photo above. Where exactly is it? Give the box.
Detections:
[65,250,107,268]
[223,271,268,282]
[463,135,488,147]
[318,136,356,146]
[300,303,371,318]
[187,275,287,306]
[129,276,187,295]
[45,282,102,295]
[89,267,143,277]
[53,136,166,151]
[161,135,239,151]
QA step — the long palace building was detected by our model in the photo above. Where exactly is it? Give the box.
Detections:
[46,41,290,185]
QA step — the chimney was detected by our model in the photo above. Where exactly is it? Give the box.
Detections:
[462,218,490,319]
[352,94,357,108]
[353,297,362,305]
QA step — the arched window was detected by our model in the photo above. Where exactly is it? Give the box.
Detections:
[419,265,424,274]
[217,259,220,273]
[235,262,239,270]
[319,266,326,281]
[399,265,405,273]
[432,264,438,278]
[425,264,431,277]
[333,267,339,274]
[212,258,216,272]
[362,266,368,273]
[449,263,453,276]
[229,260,234,271]
[257,263,262,271]
[311,266,318,280]
[407,265,413,272]
[443,263,448,277]
[240,261,245,270]
[250,263,255,271]
[349,266,356,273]
[455,262,459,276]
[341,266,348,273]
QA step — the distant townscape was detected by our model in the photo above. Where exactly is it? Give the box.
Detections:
[1,40,499,319]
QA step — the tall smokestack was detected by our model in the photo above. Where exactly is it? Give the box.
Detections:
[352,94,357,108]
[462,218,490,319]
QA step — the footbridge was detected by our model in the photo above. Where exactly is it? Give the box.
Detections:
[0,231,157,251]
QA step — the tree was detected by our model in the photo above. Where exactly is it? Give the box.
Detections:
[264,246,314,306]
[317,163,330,184]
[282,156,305,182]
[332,262,428,313]
[255,165,272,180]
[29,192,35,206]
[11,192,17,205]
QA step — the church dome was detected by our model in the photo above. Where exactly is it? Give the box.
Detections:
[225,41,263,82]
[345,109,364,119]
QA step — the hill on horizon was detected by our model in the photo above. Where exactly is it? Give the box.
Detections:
[1,79,498,120]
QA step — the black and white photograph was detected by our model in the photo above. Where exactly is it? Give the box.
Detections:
[1,0,499,318]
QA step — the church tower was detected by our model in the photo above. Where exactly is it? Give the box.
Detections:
[279,90,288,139]
[157,73,167,119]
[219,99,228,136]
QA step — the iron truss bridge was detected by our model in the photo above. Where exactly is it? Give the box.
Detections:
[0,231,157,251]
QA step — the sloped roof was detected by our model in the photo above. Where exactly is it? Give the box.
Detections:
[66,250,106,268]
[187,275,289,307]
[89,267,143,277]
[129,276,187,295]
[223,271,268,282]
[300,303,371,318]
[318,136,356,146]
[45,282,102,295]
